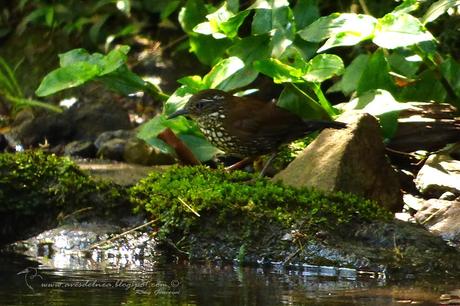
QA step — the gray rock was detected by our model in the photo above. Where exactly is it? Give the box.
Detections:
[64,140,96,158]
[274,112,402,212]
[415,199,460,247]
[94,129,136,149]
[415,154,460,198]
[68,101,132,141]
[10,109,72,146]
[97,138,126,161]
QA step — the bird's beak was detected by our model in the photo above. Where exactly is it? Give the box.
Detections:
[167,108,189,119]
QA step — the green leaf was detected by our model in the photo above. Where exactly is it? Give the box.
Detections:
[254,58,303,83]
[138,114,219,162]
[98,65,147,95]
[164,85,196,116]
[297,13,376,44]
[388,51,421,78]
[340,89,411,138]
[357,49,397,95]
[59,49,93,66]
[303,54,344,83]
[293,0,319,29]
[36,46,131,97]
[251,3,292,33]
[440,57,460,102]
[399,69,447,102]
[35,62,99,96]
[422,0,460,24]
[216,67,258,92]
[189,35,232,66]
[393,0,421,14]
[328,54,369,95]
[203,56,245,89]
[178,0,208,33]
[228,35,271,63]
[179,134,220,161]
[177,75,205,91]
[373,13,434,49]
[220,10,250,38]
[277,85,329,119]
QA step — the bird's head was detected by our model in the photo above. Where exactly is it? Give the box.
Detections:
[168,89,232,120]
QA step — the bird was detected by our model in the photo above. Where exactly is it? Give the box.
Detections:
[168,89,347,174]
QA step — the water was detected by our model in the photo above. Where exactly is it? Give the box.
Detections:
[1,253,459,306]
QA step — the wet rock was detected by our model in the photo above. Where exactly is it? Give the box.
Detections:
[388,102,460,152]
[415,199,460,247]
[97,138,126,161]
[123,138,175,165]
[10,109,72,146]
[68,101,132,141]
[64,140,96,158]
[94,129,135,149]
[415,154,460,198]
[274,112,402,212]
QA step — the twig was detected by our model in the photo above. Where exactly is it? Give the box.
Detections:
[178,197,200,217]
[85,218,158,250]
[157,128,201,165]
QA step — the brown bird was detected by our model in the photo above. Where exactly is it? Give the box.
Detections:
[168,89,346,173]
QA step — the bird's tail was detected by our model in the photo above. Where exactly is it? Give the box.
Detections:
[303,119,347,130]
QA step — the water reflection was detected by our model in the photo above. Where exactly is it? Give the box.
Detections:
[0,253,458,306]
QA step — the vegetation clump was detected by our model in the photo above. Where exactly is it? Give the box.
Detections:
[129,166,392,259]
[0,151,124,216]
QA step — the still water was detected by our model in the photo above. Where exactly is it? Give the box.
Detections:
[0,253,458,306]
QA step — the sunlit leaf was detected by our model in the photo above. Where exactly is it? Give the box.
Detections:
[254,58,303,83]
[203,56,245,89]
[298,13,376,44]
[303,54,344,83]
[373,13,434,49]
[36,62,99,96]
[422,0,460,24]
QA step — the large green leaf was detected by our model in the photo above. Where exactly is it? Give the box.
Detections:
[36,62,100,96]
[303,54,344,83]
[36,46,132,97]
[328,54,369,95]
[178,0,208,33]
[297,13,376,50]
[228,35,271,63]
[440,57,460,103]
[373,13,434,49]
[254,58,303,83]
[357,49,397,95]
[203,56,245,89]
[189,35,232,66]
[293,0,319,29]
[276,85,330,119]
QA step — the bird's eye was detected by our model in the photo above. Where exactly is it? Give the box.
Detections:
[195,99,214,110]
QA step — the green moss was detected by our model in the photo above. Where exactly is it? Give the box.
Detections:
[0,151,124,216]
[129,166,392,258]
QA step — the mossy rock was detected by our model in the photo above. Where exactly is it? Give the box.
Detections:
[0,151,127,244]
[129,166,392,261]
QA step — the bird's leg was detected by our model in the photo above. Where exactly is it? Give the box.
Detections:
[225,157,254,171]
[258,152,277,178]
